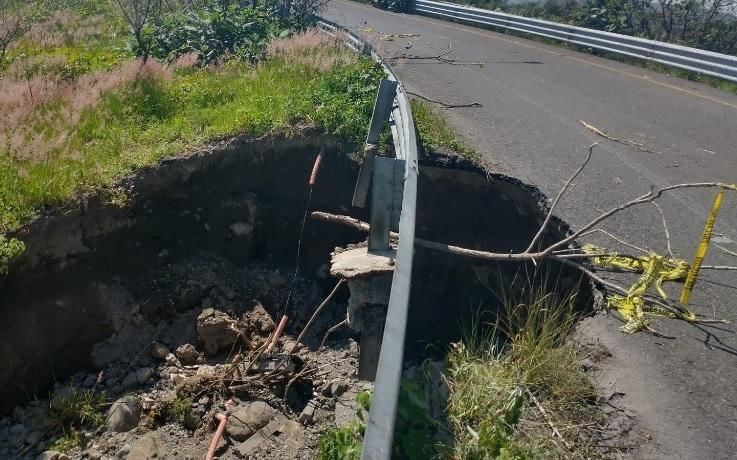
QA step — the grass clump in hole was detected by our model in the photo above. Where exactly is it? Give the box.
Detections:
[446,284,598,459]
[37,387,107,452]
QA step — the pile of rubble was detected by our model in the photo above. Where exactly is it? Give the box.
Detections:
[0,254,368,459]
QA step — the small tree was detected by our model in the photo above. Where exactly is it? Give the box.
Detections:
[0,0,29,63]
[114,0,162,63]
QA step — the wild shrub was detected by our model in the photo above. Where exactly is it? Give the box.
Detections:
[150,4,284,64]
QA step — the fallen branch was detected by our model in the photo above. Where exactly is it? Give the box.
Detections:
[391,41,486,67]
[526,388,572,449]
[580,120,663,155]
[407,91,482,109]
[526,143,596,253]
[320,318,349,350]
[293,279,345,350]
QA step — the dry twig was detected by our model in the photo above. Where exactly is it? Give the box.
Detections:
[580,120,663,155]
[407,91,482,109]
[526,388,572,449]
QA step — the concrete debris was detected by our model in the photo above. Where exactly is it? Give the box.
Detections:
[299,399,318,425]
[330,246,395,280]
[226,401,278,442]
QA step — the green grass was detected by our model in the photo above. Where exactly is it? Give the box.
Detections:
[166,396,194,423]
[446,284,598,459]
[0,55,382,234]
[410,100,480,163]
[317,391,371,460]
[0,0,385,240]
[32,387,107,452]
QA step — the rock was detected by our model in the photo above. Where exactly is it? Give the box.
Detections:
[135,367,154,384]
[105,395,141,432]
[196,308,241,355]
[248,302,275,333]
[164,353,180,367]
[299,399,317,425]
[25,430,43,446]
[121,372,138,389]
[127,433,165,460]
[279,420,306,454]
[225,401,277,442]
[36,451,71,460]
[175,344,200,365]
[196,365,216,377]
[10,423,26,435]
[150,342,170,360]
[329,380,348,397]
[283,340,299,354]
[116,444,131,458]
[233,431,269,458]
[183,411,201,430]
[85,449,102,460]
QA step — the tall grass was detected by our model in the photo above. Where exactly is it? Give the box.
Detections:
[0,27,383,234]
[410,100,479,162]
[446,281,598,459]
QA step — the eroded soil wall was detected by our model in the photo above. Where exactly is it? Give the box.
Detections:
[0,132,365,414]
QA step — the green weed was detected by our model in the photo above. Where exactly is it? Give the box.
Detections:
[446,284,598,459]
[166,396,194,423]
[33,387,107,452]
[0,236,25,274]
[317,390,371,460]
[0,38,382,235]
[410,100,480,163]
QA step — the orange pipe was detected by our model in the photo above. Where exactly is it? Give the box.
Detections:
[308,152,324,187]
[206,413,228,460]
[266,314,289,353]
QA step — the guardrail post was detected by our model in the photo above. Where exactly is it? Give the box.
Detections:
[368,157,406,253]
[353,78,398,208]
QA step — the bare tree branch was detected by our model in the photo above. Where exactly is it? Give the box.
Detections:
[526,143,597,253]
[650,201,674,258]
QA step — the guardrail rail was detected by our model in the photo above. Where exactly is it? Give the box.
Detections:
[317,19,420,460]
[412,0,737,83]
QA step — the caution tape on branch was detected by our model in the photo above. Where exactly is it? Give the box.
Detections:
[583,244,694,333]
[583,185,734,334]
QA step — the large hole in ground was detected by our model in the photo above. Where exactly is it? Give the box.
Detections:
[406,157,593,357]
[0,132,366,414]
[0,134,593,458]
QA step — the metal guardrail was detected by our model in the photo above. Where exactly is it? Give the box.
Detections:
[317,19,419,460]
[412,0,737,83]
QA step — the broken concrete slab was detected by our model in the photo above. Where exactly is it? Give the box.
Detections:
[330,246,395,280]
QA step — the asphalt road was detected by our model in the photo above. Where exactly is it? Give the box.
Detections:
[326,2,737,458]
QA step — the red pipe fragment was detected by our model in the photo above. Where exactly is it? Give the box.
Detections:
[266,314,289,354]
[206,413,228,460]
[309,151,324,187]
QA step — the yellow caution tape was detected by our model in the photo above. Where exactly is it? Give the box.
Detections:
[680,189,724,306]
[582,245,694,332]
[584,185,735,333]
